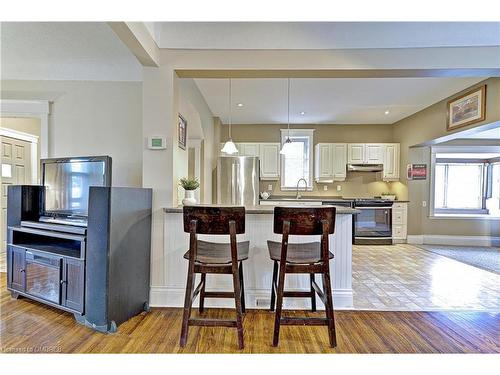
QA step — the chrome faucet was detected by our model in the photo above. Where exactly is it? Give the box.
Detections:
[296,178,308,199]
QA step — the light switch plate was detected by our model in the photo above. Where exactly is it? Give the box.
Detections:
[422,200,427,207]
[323,185,328,191]
[336,185,342,192]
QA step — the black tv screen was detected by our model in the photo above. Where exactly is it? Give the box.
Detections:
[42,156,112,217]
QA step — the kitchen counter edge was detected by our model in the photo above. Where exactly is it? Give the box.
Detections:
[164,206,359,215]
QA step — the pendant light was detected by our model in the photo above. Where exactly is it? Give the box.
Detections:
[221,78,239,155]
[280,78,293,155]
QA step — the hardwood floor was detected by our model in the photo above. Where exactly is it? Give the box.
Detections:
[1,274,499,353]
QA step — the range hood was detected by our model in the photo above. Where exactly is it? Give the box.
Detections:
[347,164,383,172]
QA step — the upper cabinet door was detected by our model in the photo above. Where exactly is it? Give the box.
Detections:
[382,143,400,181]
[259,143,280,180]
[365,144,384,164]
[332,143,347,181]
[314,144,333,181]
[239,143,260,157]
[348,143,365,164]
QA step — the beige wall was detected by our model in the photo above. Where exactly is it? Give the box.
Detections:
[221,123,399,198]
[393,77,500,237]
[1,80,143,187]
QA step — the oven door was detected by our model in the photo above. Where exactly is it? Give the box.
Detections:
[354,207,392,242]
[25,251,62,304]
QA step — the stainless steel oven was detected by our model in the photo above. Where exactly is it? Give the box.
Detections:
[354,200,393,245]
[25,251,62,304]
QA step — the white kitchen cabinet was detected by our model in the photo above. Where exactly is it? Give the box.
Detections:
[365,144,384,164]
[392,202,407,242]
[314,143,333,182]
[347,143,365,164]
[238,143,260,157]
[259,143,280,180]
[332,143,347,180]
[314,143,347,182]
[383,143,400,181]
[348,143,383,164]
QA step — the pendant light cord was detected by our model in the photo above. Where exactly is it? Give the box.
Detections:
[229,78,232,139]
[287,78,290,139]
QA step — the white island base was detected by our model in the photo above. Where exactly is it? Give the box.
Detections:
[152,207,355,310]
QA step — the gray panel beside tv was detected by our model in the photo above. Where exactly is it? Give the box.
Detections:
[6,156,152,333]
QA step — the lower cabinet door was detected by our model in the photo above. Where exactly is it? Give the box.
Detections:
[62,258,85,313]
[7,245,26,292]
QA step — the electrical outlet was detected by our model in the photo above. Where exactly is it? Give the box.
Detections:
[336,185,342,192]
[323,185,328,191]
[268,184,273,191]
[422,200,427,207]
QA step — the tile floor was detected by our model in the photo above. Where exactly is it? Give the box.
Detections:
[352,243,500,311]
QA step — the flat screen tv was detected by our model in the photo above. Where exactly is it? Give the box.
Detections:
[41,156,112,218]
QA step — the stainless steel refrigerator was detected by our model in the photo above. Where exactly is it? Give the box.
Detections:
[217,156,260,206]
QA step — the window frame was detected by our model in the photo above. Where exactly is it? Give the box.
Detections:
[280,129,315,191]
[430,147,500,218]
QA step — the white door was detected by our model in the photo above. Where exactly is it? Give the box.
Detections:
[365,144,384,164]
[332,143,347,181]
[1,136,32,254]
[348,143,365,164]
[259,143,280,180]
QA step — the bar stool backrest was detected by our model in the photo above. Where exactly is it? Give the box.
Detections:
[273,206,336,235]
[183,206,246,235]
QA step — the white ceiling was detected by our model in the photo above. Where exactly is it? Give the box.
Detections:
[0,22,142,81]
[154,22,500,49]
[194,77,485,124]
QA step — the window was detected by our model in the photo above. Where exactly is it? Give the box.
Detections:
[432,150,500,216]
[434,163,484,212]
[280,129,314,190]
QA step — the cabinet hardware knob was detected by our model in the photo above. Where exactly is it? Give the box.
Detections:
[60,280,67,284]
[20,269,25,273]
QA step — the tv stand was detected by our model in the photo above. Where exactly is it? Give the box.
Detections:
[6,185,152,333]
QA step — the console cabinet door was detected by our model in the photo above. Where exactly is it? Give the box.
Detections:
[7,245,26,292]
[62,258,85,313]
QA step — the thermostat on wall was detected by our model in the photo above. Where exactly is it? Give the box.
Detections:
[148,136,167,150]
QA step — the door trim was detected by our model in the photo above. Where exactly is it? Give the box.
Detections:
[0,127,39,184]
[0,99,49,159]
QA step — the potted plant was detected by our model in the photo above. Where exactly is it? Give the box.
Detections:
[180,177,200,205]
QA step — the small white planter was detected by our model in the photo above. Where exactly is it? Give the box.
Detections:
[182,190,197,206]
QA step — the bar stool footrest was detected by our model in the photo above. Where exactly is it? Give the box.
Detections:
[188,318,238,327]
[280,317,329,326]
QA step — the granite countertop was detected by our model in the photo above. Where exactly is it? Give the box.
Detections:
[164,205,359,214]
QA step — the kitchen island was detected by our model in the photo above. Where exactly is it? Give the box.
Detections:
[154,205,357,309]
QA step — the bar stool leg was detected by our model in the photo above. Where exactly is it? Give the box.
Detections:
[310,273,317,312]
[272,262,286,347]
[231,261,245,349]
[239,262,246,313]
[322,269,337,348]
[270,261,278,311]
[199,273,206,313]
[180,261,196,347]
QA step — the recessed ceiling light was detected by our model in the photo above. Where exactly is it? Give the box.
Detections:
[384,110,390,115]
[300,111,306,115]
[237,103,244,107]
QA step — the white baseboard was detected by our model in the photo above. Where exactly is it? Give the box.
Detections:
[150,287,353,310]
[408,234,500,247]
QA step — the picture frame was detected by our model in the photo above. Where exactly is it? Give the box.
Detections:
[446,85,486,131]
[178,114,187,150]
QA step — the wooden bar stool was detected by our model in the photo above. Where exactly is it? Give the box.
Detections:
[179,206,248,349]
[268,206,337,348]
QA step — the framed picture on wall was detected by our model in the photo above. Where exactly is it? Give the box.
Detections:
[178,114,187,150]
[447,85,486,131]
